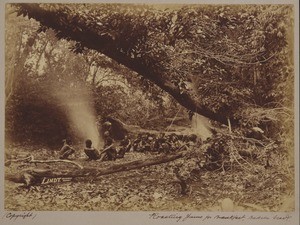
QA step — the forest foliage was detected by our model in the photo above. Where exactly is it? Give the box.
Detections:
[4,3,294,156]
[6,3,294,146]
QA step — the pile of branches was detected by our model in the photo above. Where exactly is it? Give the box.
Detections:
[164,128,279,195]
[168,127,277,178]
[198,130,278,173]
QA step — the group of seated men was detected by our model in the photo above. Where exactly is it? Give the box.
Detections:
[58,132,131,161]
[58,130,199,161]
[83,131,127,161]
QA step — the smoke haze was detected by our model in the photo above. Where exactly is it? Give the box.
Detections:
[191,113,212,140]
[51,83,102,149]
[65,97,102,149]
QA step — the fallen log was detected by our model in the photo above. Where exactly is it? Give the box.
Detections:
[6,168,74,187]
[94,151,184,177]
[5,151,185,186]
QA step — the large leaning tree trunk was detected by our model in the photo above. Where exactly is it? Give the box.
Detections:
[13,3,236,125]
[13,4,291,127]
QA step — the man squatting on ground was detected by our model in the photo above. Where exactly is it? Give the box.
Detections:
[59,139,75,159]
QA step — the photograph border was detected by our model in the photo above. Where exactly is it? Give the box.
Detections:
[1,0,299,224]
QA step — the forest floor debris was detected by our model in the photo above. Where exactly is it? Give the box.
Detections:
[4,142,294,211]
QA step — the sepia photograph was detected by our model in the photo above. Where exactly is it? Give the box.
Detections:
[1,1,299,224]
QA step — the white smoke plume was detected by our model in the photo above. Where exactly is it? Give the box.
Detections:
[65,96,102,149]
[51,83,102,149]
